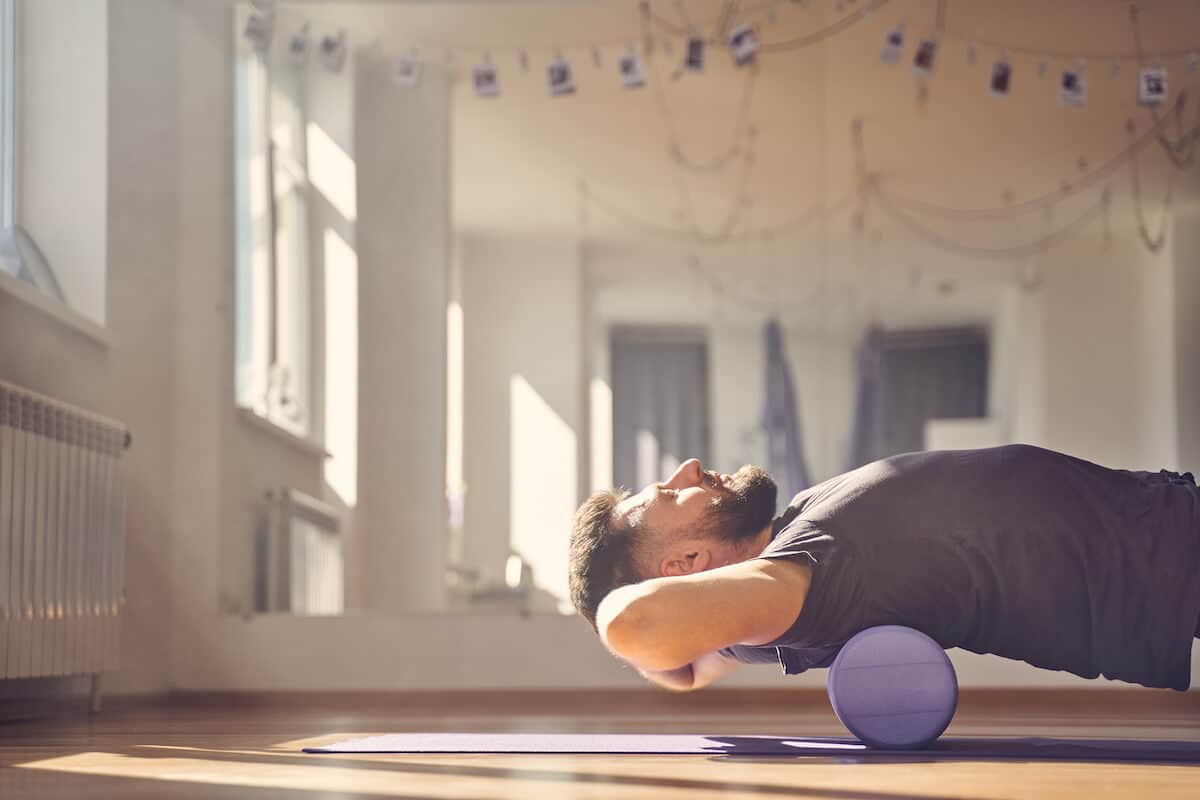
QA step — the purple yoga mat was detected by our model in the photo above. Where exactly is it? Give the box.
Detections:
[303,733,1200,762]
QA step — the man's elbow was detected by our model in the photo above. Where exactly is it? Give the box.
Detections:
[597,591,688,671]
[596,591,643,658]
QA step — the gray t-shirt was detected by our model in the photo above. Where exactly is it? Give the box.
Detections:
[722,444,1200,690]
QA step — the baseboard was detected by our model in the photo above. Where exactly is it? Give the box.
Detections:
[10,686,1199,728]
[155,686,1200,718]
[0,676,95,722]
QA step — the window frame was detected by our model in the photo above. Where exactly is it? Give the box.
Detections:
[233,14,318,444]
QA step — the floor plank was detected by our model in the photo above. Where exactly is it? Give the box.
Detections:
[1,690,1198,799]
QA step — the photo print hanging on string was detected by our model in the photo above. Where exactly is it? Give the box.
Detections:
[881,26,904,64]
[473,61,500,97]
[244,9,274,54]
[1138,66,1167,105]
[728,24,759,66]
[393,52,422,88]
[1059,68,1086,106]
[548,56,576,96]
[318,30,347,72]
[288,23,310,66]
[912,39,938,77]
[619,49,646,88]
[685,35,706,71]
[990,59,1012,96]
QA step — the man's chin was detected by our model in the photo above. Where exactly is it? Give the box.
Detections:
[719,465,777,538]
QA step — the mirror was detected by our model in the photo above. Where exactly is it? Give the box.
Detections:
[214,1,1183,617]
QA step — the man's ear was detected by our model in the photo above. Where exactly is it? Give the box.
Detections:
[660,548,712,577]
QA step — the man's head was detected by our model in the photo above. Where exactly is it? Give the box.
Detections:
[568,459,777,628]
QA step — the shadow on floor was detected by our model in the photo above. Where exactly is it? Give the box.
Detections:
[114,743,1002,800]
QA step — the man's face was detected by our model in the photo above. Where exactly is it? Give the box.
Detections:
[615,459,778,575]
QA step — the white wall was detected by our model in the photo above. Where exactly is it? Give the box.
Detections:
[1029,230,1180,469]
[1175,202,1200,471]
[459,233,583,599]
[0,0,177,693]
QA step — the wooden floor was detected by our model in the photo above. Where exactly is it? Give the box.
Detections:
[1,689,1199,799]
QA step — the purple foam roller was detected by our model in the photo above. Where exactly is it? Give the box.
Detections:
[826,625,958,750]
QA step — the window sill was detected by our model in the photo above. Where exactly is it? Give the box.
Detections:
[0,270,109,348]
[236,406,329,460]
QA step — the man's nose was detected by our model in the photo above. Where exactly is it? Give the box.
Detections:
[664,458,704,489]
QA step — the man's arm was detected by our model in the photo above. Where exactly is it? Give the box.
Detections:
[638,650,740,691]
[597,557,810,672]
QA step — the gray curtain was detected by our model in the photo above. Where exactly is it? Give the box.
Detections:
[845,325,888,470]
[762,319,811,506]
[611,329,709,491]
[846,326,988,469]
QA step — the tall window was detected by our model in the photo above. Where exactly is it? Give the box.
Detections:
[235,34,313,438]
[848,326,990,468]
[610,327,711,490]
[879,328,989,456]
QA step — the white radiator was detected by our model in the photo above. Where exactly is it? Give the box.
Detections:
[0,380,127,686]
[255,488,343,615]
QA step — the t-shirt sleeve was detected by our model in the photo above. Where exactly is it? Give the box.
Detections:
[756,518,836,567]
[717,518,842,673]
[718,644,841,674]
[754,518,840,652]
[719,644,783,665]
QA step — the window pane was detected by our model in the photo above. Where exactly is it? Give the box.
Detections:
[269,61,310,435]
[234,51,273,414]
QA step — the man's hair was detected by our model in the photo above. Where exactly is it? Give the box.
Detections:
[568,488,639,630]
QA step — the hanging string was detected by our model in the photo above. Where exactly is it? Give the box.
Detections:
[583,183,857,244]
[700,132,760,237]
[714,0,739,41]
[945,12,1200,64]
[639,3,761,172]
[1126,119,1177,252]
[673,0,699,35]
[687,253,835,317]
[870,185,1112,261]
[650,0,779,38]
[867,94,1198,221]
[760,0,891,53]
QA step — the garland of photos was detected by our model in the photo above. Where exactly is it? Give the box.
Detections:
[243,1,1200,110]
[586,84,1195,256]
[243,0,1200,262]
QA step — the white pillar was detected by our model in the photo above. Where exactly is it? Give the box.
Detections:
[355,52,450,612]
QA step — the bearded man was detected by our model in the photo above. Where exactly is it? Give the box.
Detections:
[567,446,1200,692]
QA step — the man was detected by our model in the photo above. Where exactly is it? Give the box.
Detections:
[567,445,1200,692]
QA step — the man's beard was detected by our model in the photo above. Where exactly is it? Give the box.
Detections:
[703,465,777,545]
